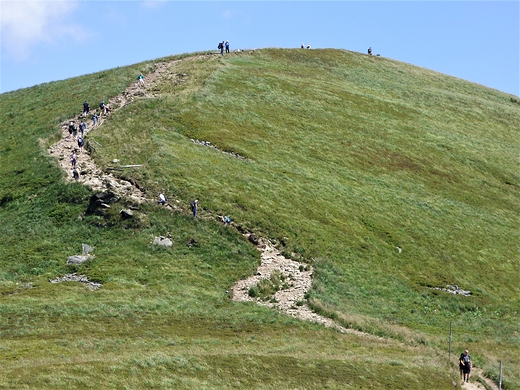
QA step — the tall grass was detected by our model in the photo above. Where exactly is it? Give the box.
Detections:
[0,48,518,388]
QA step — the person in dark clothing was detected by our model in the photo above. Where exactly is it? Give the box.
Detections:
[459,350,472,383]
[79,120,86,137]
[83,100,90,116]
[68,121,77,138]
[225,40,230,53]
[368,47,372,55]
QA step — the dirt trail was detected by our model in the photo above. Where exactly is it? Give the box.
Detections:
[46,54,499,389]
[48,60,179,203]
[232,235,371,337]
[460,368,499,390]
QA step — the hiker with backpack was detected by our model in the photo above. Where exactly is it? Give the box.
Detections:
[137,74,145,87]
[68,121,77,139]
[100,101,109,115]
[218,41,224,55]
[77,137,84,152]
[368,47,372,55]
[459,350,472,383]
[92,112,99,127]
[83,100,90,116]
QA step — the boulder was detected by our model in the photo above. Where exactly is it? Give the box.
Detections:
[248,233,259,246]
[82,244,94,255]
[120,209,134,219]
[153,236,173,247]
[67,254,94,265]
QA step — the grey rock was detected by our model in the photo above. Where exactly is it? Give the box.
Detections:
[67,254,94,265]
[153,236,173,247]
[120,209,134,219]
[248,233,259,246]
[82,244,94,255]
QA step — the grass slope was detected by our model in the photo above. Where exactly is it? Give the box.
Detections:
[0,49,518,389]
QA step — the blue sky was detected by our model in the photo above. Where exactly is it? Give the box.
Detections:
[1,1,519,96]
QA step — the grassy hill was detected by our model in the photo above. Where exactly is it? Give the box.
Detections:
[0,48,519,389]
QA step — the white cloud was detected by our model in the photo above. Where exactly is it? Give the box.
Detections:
[1,0,85,60]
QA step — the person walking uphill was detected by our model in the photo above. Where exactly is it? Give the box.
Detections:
[83,100,90,116]
[225,40,230,53]
[190,199,198,218]
[459,350,472,383]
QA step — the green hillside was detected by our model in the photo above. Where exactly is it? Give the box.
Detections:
[0,49,518,389]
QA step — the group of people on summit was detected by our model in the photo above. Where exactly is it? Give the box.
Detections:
[217,40,230,55]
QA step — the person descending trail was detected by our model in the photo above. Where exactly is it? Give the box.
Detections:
[137,74,145,87]
[459,350,472,383]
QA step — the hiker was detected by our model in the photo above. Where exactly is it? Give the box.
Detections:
[158,193,167,205]
[459,350,472,383]
[306,44,311,49]
[92,112,99,127]
[225,40,230,53]
[105,103,111,114]
[100,101,107,115]
[218,41,224,55]
[72,168,79,180]
[137,74,145,87]
[221,215,231,225]
[190,199,198,218]
[79,120,86,137]
[70,152,77,168]
[301,42,305,48]
[83,100,90,116]
[68,121,76,138]
[368,47,372,55]
[77,137,84,152]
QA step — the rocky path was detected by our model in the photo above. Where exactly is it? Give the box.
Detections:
[232,234,376,337]
[48,59,183,204]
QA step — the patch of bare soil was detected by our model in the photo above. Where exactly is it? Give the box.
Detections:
[232,235,376,337]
